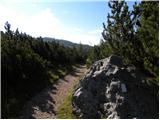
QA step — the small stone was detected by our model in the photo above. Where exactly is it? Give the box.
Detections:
[121,83,127,93]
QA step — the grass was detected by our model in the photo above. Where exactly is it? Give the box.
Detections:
[57,93,77,119]
[57,76,81,119]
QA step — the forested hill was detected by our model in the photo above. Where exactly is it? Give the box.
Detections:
[43,37,92,51]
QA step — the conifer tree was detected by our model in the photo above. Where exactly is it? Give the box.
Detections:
[138,1,159,86]
[102,1,141,64]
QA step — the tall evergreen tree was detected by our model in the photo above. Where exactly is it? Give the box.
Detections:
[137,1,159,86]
[102,1,141,64]
[101,0,159,93]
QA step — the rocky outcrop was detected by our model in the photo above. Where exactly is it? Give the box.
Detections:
[72,55,158,119]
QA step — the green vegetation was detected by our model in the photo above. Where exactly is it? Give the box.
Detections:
[87,1,159,95]
[57,75,81,119]
[137,2,159,88]
[1,22,89,118]
[43,37,92,51]
[2,0,159,119]
[57,93,77,119]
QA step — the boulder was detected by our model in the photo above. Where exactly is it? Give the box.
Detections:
[72,55,158,119]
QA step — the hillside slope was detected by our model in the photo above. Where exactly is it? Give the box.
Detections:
[43,37,92,51]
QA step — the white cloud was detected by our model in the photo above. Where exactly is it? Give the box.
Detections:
[88,29,102,35]
[29,8,60,37]
[0,4,101,45]
[0,5,60,37]
[73,27,82,32]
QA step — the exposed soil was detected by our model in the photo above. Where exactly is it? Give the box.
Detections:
[19,65,87,119]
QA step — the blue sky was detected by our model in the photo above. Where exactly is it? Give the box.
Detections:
[0,0,140,45]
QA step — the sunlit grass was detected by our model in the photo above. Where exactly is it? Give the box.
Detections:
[57,76,81,119]
[57,93,77,119]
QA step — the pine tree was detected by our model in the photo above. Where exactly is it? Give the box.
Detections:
[137,1,159,86]
[102,1,141,64]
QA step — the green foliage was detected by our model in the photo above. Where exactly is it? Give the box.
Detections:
[1,22,89,118]
[86,40,111,67]
[102,1,142,63]
[57,94,77,119]
[137,1,159,86]
[101,0,159,85]
[87,1,158,94]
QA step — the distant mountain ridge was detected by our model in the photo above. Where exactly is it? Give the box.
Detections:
[43,37,92,51]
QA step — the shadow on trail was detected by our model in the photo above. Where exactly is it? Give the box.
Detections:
[20,65,86,119]
[20,85,57,118]
[70,65,85,77]
[59,65,85,82]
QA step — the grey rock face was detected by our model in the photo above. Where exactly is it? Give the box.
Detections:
[72,55,158,119]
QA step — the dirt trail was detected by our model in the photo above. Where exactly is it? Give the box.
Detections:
[20,65,87,119]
